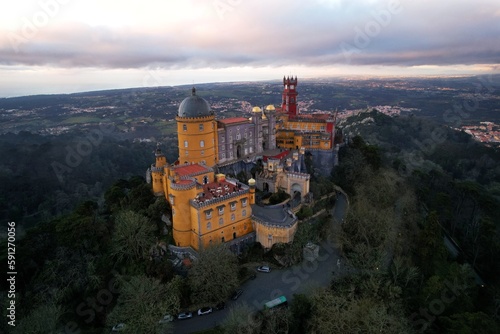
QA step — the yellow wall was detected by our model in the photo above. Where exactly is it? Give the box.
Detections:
[151,169,164,196]
[276,118,332,150]
[254,221,298,249]
[177,115,218,167]
[190,193,253,250]
[168,178,198,247]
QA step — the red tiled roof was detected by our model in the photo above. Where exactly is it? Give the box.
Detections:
[218,117,249,125]
[263,150,289,162]
[197,179,243,202]
[174,163,210,177]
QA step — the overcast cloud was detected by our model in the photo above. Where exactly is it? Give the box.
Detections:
[0,0,499,96]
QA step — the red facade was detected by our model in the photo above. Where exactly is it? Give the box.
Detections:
[281,76,298,118]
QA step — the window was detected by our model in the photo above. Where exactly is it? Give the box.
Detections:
[219,217,223,226]
[218,206,224,215]
[185,151,189,156]
[241,198,247,207]
[184,140,188,148]
[201,150,204,156]
[205,211,212,219]
[199,123,204,131]
[250,138,253,144]
[242,209,247,217]
[207,222,211,230]
[221,152,226,159]
[249,147,253,153]
[230,202,236,211]
[236,133,241,140]
[229,135,233,141]
[221,136,225,143]
[183,124,187,131]
[169,195,175,205]
[230,152,233,157]
[200,140,205,148]
[231,213,235,221]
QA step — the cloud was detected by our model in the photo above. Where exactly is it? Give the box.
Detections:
[0,0,498,71]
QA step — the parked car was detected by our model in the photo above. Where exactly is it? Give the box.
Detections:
[215,302,226,310]
[197,307,213,316]
[257,265,271,273]
[231,289,244,300]
[158,314,174,323]
[112,323,126,332]
[177,312,193,320]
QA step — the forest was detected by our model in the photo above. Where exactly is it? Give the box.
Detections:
[1,109,500,333]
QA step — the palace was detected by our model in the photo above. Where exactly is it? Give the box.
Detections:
[148,77,337,252]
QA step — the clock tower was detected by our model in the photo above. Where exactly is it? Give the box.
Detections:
[281,76,298,118]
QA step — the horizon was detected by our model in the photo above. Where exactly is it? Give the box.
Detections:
[1,0,499,98]
[2,73,499,99]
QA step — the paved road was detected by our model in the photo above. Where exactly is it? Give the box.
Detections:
[173,194,348,334]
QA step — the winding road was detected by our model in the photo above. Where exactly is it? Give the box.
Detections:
[173,193,348,334]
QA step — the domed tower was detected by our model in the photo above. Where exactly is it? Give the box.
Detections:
[265,104,277,150]
[176,87,218,167]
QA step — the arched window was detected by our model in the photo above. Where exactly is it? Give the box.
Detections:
[184,140,188,148]
[200,140,205,148]
[199,123,204,131]
[183,124,187,131]
[219,218,223,226]
[207,222,211,230]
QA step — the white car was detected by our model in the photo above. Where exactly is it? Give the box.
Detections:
[112,323,126,332]
[158,314,174,323]
[257,265,271,273]
[197,307,213,316]
[177,312,193,320]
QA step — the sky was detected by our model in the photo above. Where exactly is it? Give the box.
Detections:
[0,0,499,97]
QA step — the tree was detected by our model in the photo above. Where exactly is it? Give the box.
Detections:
[222,304,261,334]
[261,307,290,334]
[439,312,500,334]
[110,210,156,268]
[188,243,239,304]
[14,303,64,334]
[288,293,312,334]
[106,274,181,334]
[309,288,414,334]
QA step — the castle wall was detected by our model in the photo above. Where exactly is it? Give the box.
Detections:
[309,149,337,176]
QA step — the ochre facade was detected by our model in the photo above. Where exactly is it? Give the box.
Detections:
[149,77,334,251]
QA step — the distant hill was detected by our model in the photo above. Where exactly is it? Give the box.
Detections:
[1,75,499,136]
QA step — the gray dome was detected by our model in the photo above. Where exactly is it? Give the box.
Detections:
[178,87,212,117]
